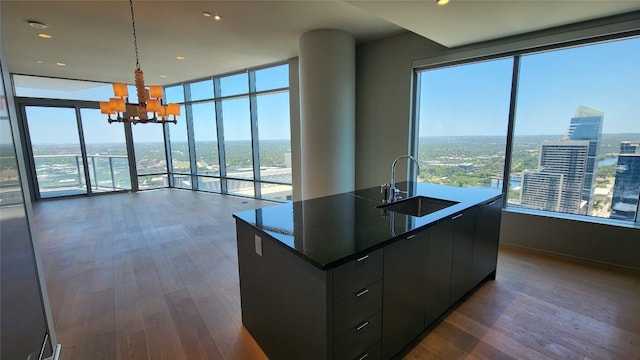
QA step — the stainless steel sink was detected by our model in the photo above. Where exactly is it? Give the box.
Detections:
[378,196,459,217]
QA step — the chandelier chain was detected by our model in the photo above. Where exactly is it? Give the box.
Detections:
[129,0,140,70]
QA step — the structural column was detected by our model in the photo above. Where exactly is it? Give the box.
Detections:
[298,29,356,200]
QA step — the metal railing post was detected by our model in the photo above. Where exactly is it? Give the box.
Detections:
[109,157,116,190]
[75,155,83,188]
[91,155,98,190]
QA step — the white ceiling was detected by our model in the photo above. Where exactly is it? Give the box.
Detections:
[2,1,639,86]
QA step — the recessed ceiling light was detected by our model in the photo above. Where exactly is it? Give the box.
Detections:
[160,75,167,78]
[38,33,52,39]
[56,62,66,67]
[28,20,47,29]
[436,0,450,5]
[176,56,185,60]
[202,12,221,20]
[36,60,43,64]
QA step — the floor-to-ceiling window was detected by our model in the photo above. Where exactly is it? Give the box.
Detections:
[131,124,168,190]
[14,77,145,198]
[192,100,220,191]
[255,64,292,200]
[80,108,131,192]
[413,35,640,225]
[219,72,255,197]
[510,39,640,221]
[168,105,190,188]
[221,96,254,196]
[121,82,169,190]
[21,104,135,198]
[24,106,88,198]
[166,62,292,201]
[12,62,291,201]
[415,59,512,189]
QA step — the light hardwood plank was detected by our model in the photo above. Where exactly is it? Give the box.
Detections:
[33,190,640,360]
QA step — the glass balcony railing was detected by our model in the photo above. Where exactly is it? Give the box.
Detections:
[33,154,131,197]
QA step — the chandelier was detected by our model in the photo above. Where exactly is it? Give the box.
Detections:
[99,0,179,124]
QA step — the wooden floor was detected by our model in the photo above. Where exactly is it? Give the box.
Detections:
[33,190,640,360]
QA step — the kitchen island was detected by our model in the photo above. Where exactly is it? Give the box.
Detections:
[233,183,502,360]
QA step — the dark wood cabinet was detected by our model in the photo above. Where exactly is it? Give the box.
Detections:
[450,208,477,304]
[333,251,383,302]
[334,280,383,338]
[423,220,453,328]
[382,232,425,359]
[236,194,502,360]
[472,199,502,284]
[334,312,382,360]
[236,221,330,360]
[237,220,384,360]
[332,250,384,360]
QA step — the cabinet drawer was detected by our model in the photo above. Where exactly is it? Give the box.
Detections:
[333,249,383,302]
[334,312,382,360]
[333,280,383,338]
[353,341,381,360]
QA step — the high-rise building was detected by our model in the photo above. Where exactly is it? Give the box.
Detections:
[520,141,590,214]
[519,105,603,215]
[563,105,604,213]
[520,170,564,211]
[619,141,640,154]
[610,142,640,221]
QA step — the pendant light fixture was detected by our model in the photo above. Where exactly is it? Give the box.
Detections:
[100,0,179,124]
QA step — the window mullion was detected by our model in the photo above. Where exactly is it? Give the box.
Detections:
[249,71,261,198]
[163,122,173,188]
[123,121,139,191]
[75,106,92,195]
[213,77,227,194]
[502,55,520,208]
[183,85,198,191]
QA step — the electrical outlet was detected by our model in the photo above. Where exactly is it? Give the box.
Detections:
[255,234,262,256]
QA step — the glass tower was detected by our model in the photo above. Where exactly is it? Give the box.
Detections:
[563,105,604,214]
[519,105,603,215]
[521,141,590,214]
[610,142,640,221]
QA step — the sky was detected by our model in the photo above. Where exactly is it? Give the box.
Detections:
[17,37,640,145]
[21,64,290,144]
[418,36,640,137]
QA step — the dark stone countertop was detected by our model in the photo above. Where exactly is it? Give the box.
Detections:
[233,182,502,270]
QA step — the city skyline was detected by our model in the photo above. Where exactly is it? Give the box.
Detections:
[25,130,640,221]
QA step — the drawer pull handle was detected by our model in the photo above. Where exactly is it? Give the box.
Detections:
[488,200,497,205]
[356,321,369,331]
[452,213,463,220]
[356,288,369,297]
[356,254,370,262]
[356,353,369,360]
[406,234,415,240]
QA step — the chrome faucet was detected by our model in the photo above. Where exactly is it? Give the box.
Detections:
[386,155,420,203]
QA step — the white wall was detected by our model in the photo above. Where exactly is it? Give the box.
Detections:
[299,29,356,200]
[355,32,445,189]
[501,212,640,270]
[288,57,302,201]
